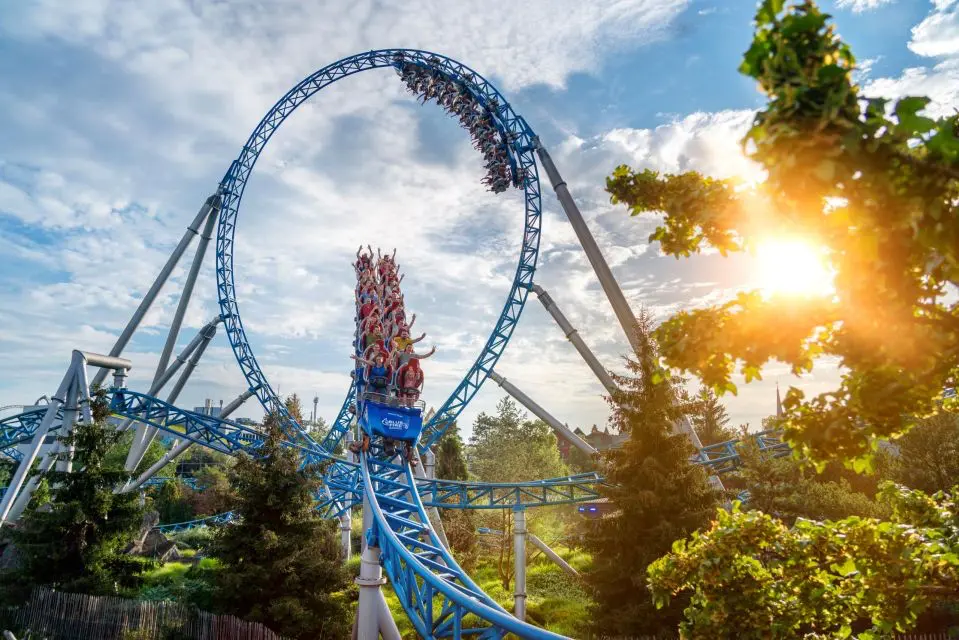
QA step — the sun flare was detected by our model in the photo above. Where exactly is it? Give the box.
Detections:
[755,238,834,297]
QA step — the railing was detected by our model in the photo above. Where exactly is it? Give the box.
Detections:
[359,391,426,411]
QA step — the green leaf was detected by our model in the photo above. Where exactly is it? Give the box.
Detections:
[894,96,937,136]
[895,96,932,120]
[850,454,875,474]
[830,557,857,576]
[817,64,847,83]
[757,0,785,23]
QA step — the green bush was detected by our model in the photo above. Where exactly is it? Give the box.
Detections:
[168,526,214,552]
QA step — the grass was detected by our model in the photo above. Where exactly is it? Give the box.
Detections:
[141,562,192,587]
[141,538,591,638]
[373,547,593,639]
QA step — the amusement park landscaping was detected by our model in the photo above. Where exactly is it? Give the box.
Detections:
[1,0,958,638]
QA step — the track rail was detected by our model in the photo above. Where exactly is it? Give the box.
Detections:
[0,403,789,477]
[213,49,542,456]
[360,446,565,639]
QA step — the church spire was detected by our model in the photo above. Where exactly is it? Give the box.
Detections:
[776,381,783,418]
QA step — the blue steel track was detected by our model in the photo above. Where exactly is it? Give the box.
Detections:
[213,49,542,455]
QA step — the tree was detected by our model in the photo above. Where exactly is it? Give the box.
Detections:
[734,437,884,525]
[284,394,304,424]
[185,465,235,516]
[606,0,959,467]
[584,310,720,637]
[309,416,329,440]
[467,398,567,483]
[564,440,598,474]
[625,2,959,634]
[210,413,351,639]
[435,421,469,482]
[648,483,959,639]
[889,412,959,494]
[152,479,195,524]
[105,428,174,477]
[1,392,149,602]
[690,386,738,446]
[467,398,569,589]
[433,423,476,564]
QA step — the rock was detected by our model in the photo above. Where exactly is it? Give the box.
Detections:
[126,511,180,562]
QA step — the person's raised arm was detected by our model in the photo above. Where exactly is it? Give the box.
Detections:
[350,354,373,367]
[413,346,437,360]
[408,313,416,329]
[412,332,426,344]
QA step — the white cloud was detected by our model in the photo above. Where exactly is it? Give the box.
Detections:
[834,0,895,12]
[863,1,959,117]
[910,0,959,57]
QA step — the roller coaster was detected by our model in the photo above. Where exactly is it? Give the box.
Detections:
[0,50,784,639]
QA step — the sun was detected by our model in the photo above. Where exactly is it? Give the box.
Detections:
[754,238,834,297]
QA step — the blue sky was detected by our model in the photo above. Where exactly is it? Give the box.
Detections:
[1,0,957,439]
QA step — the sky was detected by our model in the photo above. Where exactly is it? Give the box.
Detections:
[0,0,957,440]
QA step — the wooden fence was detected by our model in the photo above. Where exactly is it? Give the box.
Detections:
[6,587,284,639]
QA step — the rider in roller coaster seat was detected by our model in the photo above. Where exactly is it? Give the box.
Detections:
[397,357,424,407]
[351,353,391,396]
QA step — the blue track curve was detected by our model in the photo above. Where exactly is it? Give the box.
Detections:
[214,49,542,454]
[0,403,786,479]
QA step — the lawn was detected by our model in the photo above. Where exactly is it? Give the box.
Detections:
[372,546,592,639]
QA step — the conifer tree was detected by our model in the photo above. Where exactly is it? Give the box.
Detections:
[210,413,351,639]
[584,310,719,637]
[691,385,737,446]
[1,390,149,603]
[435,421,469,482]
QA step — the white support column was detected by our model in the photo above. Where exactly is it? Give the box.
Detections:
[375,589,402,640]
[55,379,78,473]
[152,206,219,384]
[0,356,77,526]
[535,141,640,354]
[354,545,385,640]
[124,202,219,464]
[340,511,352,561]
[126,319,219,472]
[536,141,726,491]
[513,507,527,622]
[529,533,579,578]
[91,195,219,387]
[354,495,396,640]
[6,453,56,522]
[1,351,130,525]
[412,449,450,551]
[488,371,596,457]
[424,448,436,480]
[531,284,618,396]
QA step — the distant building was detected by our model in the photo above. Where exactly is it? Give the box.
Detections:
[193,398,224,418]
[556,424,627,460]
